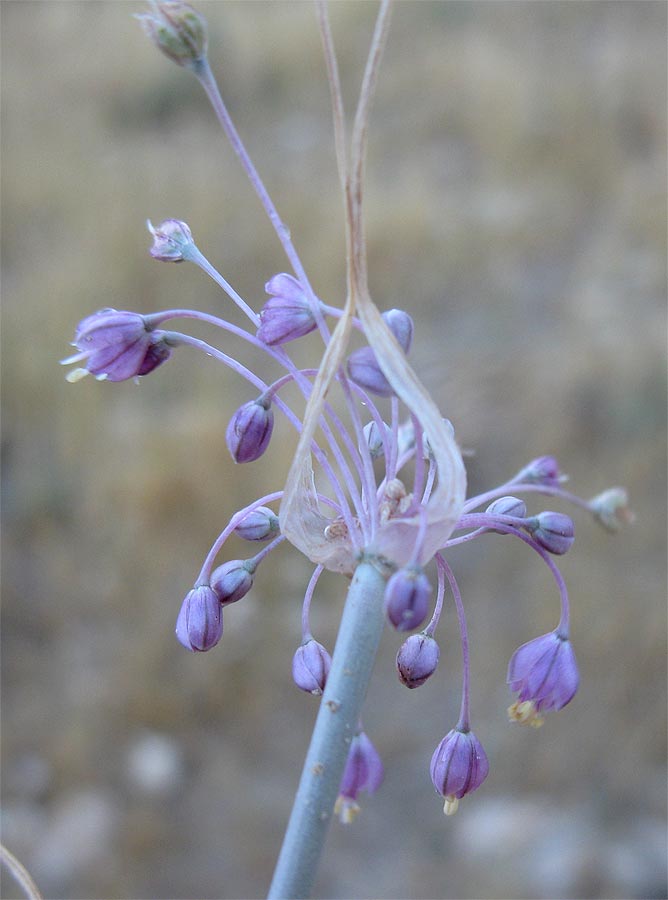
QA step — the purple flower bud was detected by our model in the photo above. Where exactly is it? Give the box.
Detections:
[175,585,222,652]
[256,274,318,345]
[210,559,255,606]
[347,309,415,397]
[147,218,194,262]
[384,566,432,632]
[61,308,171,383]
[507,630,579,726]
[136,1,208,69]
[292,638,332,695]
[396,633,440,688]
[234,506,279,542]
[334,731,384,824]
[589,487,634,533]
[430,728,489,815]
[525,511,575,555]
[226,396,274,463]
[512,455,563,487]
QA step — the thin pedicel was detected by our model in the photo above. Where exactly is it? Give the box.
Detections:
[60,2,632,897]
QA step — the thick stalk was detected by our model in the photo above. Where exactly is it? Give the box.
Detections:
[267,560,387,899]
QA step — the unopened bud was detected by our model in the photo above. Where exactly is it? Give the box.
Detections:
[175,585,222,652]
[147,218,194,262]
[362,420,390,460]
[210,559,255,606]
[396,633,440,688]
[136,1,208,70]
[486,496,528,533]
[525,511,575,555]
[292,638,332,695]
[347,309,414,398]
[512,455,564,487]
[384,566,431,632]
[234,506,279,541]
[226,396,274,463]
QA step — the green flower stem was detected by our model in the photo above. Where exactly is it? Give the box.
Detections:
[267,560,387,899]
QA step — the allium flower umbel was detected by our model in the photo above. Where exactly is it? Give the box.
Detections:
[64,0,630,862]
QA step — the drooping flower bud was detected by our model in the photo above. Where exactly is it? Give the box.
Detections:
[61,308,171,383]
[396,633,440,688]
[507,630,579,727]
[210,559,255,606]
[147,218,194,262]
[512,455,563,487]
[226,396,274,463]
[256,273,318,345]
[384,566,432,632]
[291,638,332,695]
[346,309,415,397]
[136,1,208,70]
[430,728,489,815]
[175,585,223,652]
[234,506,279,541]
[525,511,575,555]
[334,731,384,824]
[589,487,634,532]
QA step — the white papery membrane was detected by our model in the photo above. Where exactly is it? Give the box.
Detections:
[279,289,467,575]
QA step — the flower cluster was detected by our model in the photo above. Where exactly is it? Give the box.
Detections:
[62,0,631,823]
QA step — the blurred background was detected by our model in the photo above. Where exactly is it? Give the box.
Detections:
[2,2,666,898]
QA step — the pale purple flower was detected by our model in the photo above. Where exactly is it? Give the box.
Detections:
[256,274,318,345]
[334,732,384,824]
[430,728,489,815]
[60,308,170,382]
[507,630,579,726]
